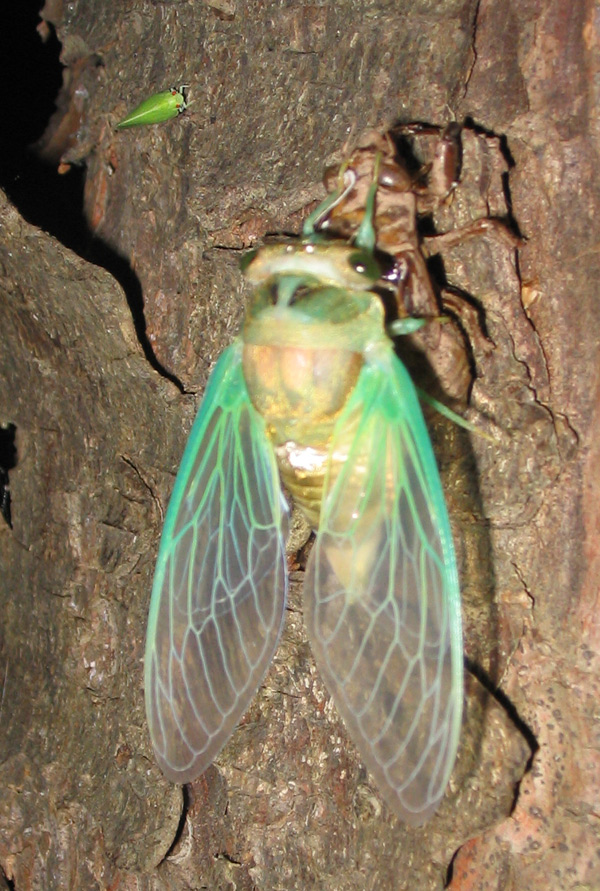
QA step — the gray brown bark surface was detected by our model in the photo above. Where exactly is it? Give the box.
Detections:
[1,0,599,888]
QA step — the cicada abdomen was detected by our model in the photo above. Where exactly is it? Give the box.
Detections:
[145,149,463,825]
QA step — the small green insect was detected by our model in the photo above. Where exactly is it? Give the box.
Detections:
[144,156,464,825]
[116,85,188,129]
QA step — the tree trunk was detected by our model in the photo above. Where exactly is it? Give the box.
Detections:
[1,0,598,888]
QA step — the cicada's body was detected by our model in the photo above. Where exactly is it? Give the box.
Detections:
[145,157,464,825]
[116,85,188,129]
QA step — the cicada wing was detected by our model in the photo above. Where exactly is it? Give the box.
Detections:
[145,343,289,783]
[305,353,463,825]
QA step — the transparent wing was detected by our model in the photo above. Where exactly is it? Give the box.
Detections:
[305,351,463,825]
[145,343,288,782]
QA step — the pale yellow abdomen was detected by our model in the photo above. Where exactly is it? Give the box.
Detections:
[242,343,363,527]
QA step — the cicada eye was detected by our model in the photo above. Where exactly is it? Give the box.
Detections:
[348,250,381,282]
[376,252,403,286]
[240,249,259,273]
[378,161,412,191]
[287,285,312,306]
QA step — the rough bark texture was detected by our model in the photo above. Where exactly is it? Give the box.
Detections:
[0,0,599,888]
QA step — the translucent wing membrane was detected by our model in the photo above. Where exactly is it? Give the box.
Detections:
[305,351,463,824]
[145,344,288,782]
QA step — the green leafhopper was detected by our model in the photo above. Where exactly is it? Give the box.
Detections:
[116,85,188,129]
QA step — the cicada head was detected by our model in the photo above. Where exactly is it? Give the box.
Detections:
[241,245,386,352]
[241,240,381,293]
[240,152,387,354]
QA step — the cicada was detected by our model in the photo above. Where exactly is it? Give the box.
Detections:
[116,85,188,129]
[144,156,464,825]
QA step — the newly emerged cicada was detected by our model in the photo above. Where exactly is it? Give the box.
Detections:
[144,154,463,825]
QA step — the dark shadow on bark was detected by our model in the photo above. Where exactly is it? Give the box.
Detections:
[0,424,16,529]
[0,140,184,392]
[0,1,183,392]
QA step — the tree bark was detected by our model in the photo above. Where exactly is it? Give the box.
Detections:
[1,0,598,888]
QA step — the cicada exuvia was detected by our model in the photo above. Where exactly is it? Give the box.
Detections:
[144,154,463,825]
